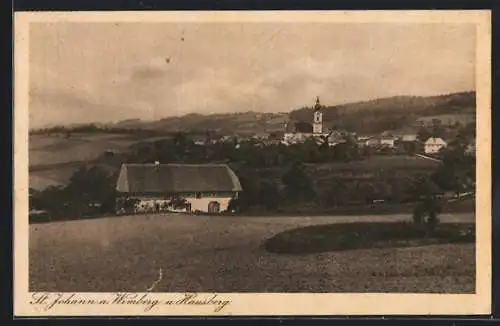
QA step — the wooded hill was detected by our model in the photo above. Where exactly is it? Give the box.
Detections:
[290,91,475,134]
[114,91,476,135]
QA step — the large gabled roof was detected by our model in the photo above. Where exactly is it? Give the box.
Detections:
[116,163,243,194]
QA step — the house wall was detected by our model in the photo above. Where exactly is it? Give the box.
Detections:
[424,143,446,154]
[282,132,311,145]
[366,139,380,147]
[187,196,233,213]
[313,122,322,134]
[134,198,170,213]
[402,134,418,142]
[380,139,395,147]
[116,193,236,214]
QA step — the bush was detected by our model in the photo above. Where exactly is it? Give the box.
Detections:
[32,166,117,221]
[264,222,474,254]
[412,200,442,233]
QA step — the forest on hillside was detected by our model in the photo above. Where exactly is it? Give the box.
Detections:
[290,91,475,134]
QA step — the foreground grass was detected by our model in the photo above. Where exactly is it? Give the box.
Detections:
[29,213,475,293]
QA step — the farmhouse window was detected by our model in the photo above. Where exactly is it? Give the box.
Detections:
[196,192,202,199]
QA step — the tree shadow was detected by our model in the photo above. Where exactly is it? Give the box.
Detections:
[263,222,475,255]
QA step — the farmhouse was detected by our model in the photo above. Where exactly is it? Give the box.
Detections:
[424,137,448,154]
[115,162,243,214]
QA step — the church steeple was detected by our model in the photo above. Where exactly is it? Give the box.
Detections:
[312,96,323,134]
[314,96,321,111]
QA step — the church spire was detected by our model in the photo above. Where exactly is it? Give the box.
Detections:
[312,96,323,134]
[314,96,321,111]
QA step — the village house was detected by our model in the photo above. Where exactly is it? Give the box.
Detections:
[424,137,448,154]
[356,136,372,147]
[219,135,234,143]
[191,134,208,146]
[395,128,419,142]
[379,136,396,148]
[115,162,243,214]
[402,134,418,142]
[252,132,269,141]
[282,121,314,145]
[261,139,282,146]
[365,137,381,147]
[327,132,347,147]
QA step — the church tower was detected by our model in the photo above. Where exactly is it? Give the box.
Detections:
[312,96,323,134]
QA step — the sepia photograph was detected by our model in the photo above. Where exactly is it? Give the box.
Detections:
[14,11,491,316]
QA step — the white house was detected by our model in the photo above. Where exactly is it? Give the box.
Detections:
[401,133,418,142]
[365,137,381,147]
[380,137,396,148]
[115,162,243,214]
[424,137,447,154]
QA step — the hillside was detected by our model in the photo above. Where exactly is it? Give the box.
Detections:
[29,133,140,190]
[106,112,290,135]
[104,91,475,134]
[290,91,475,133]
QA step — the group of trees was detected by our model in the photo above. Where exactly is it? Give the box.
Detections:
[125,132,368,168]
[31,124,165,138]
[30,166,118,220]
[229,162,449,214]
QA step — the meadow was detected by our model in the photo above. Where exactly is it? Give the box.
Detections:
[29,133,139,167]
[30,213,475,293]
[29,133,144,190]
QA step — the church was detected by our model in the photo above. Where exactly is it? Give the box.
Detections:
[282,97,336,146]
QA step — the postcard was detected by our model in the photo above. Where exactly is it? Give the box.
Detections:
[14,10,491,316]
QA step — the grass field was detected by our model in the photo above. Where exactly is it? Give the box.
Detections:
[30,213,475,293]
[29,133,138,167]
[29,133,141,190]
[307,155,441,172]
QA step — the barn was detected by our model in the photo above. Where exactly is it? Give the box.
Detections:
[115,162,243,214]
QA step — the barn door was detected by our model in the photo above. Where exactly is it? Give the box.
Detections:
[208,201,220,213]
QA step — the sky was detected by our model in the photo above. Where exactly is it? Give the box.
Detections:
[28,22,476,128]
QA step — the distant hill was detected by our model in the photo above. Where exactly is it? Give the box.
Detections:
[105,91,475,135]
[33,91,475,136]
[289,91,475,134]
[111,118,145,128]
[108,112,290,135]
